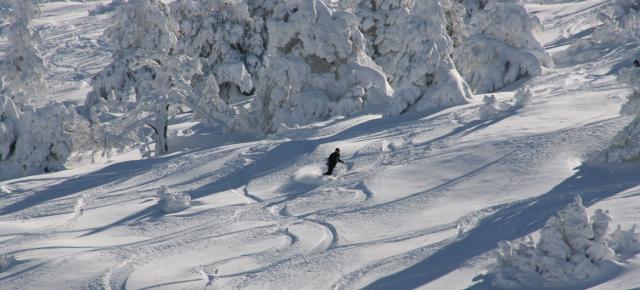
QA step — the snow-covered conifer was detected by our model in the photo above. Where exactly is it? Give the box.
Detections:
[88,0,236,154]
[0,100,73,180]
[608,224,640,257]
[454,0,551,93]
[345,0,473,116]
[479,95,500,120]
[85,0,176,113]
[593,64,640,163]
[252,0,392,133]
[170,0,260,104]
[593,0,640,44]
[0,0,47,109]
[124,54,211,155]
[491,196,636,288]
[12,103,73,174]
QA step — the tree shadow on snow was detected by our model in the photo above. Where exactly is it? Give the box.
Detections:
[79,204,161,237]
[364,163,640,290]
[0,153,184,217]
[186,111,441,200]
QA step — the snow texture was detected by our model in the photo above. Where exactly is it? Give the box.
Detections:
[293,164,331,185]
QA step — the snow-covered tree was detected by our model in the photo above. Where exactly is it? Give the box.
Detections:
[0,97,73,180]
[454,0,551,93]
[0,0,47,109]
[593,0,640,44]
[592,64,640,163]
[491,196,640,288]
[87,0,228,155]
[251,0,392,133]
[168,0,265,132]
[85,0,176,114]
[0,1,77,179]
[344,0,473,116]
[13,103,73,174]
[170,0,260,104]
[557,1,639,64]
[123,54,211,155]
[609,224,640,258]
[100,0,479,135]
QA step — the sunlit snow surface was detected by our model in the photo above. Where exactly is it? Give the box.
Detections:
[2,0,640,289]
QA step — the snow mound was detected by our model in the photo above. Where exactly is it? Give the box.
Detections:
[513,87,533,108]
[477,89,531,121]
[293,165,332,185]
[491,196,640,288]
[479,95,501,120]
[0,184,12,194]
[157,186,191,213]
[0,254,16,272]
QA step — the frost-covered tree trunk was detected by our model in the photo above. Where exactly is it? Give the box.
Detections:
[0,0,47,109]
[147,102,169,155]
[0,96,19,161]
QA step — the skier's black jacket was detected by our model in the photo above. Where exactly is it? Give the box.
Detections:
[327,152,344,166]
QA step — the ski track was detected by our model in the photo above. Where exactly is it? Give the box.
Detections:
[2,0,640,289]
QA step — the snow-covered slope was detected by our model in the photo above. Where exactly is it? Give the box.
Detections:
[1,0,640,289]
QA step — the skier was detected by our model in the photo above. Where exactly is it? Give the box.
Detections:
[324,148,344,176]
[634,59,640,67]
